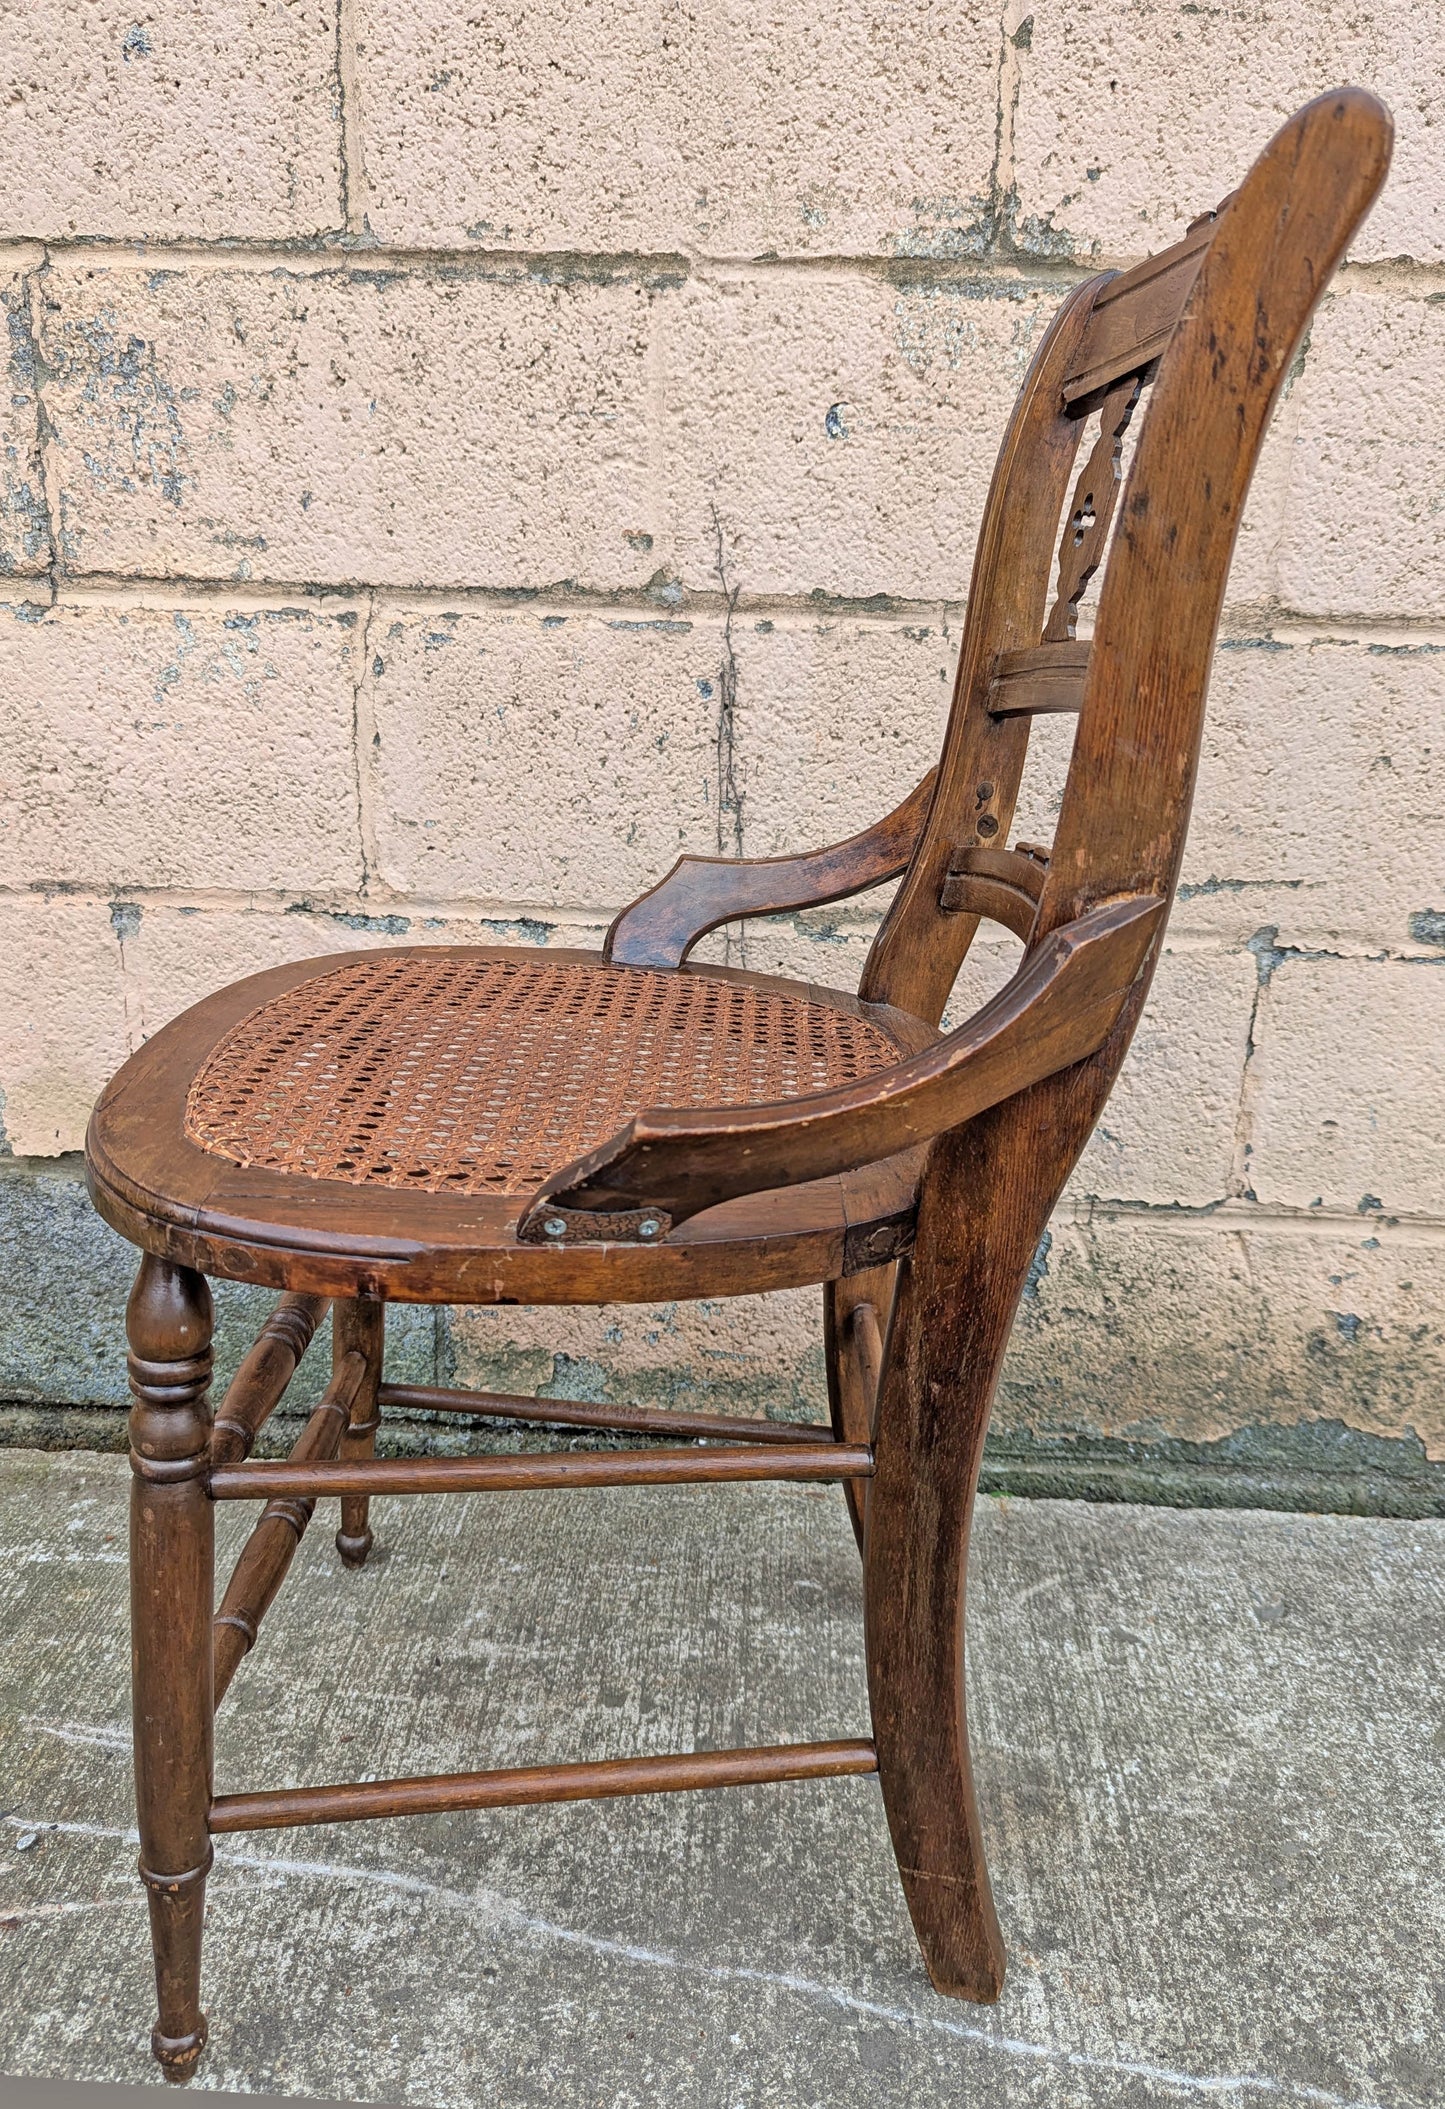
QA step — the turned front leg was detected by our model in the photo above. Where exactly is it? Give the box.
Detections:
[333,1296,384,1568]
[128,1255,215,2083]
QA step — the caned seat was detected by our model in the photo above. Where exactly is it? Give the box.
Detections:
[88,92,1392,2087]
[87,948,934,1301]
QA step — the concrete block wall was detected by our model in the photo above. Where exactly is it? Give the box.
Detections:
[0,2,1441,1506]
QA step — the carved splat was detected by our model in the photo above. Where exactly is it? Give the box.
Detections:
[1043,372,1146,645]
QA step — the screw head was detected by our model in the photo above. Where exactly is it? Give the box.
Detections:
[544,1217,567,1238]
[638,1218,660,1238]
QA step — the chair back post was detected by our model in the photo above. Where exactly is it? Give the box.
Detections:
[1038,87,1393,944]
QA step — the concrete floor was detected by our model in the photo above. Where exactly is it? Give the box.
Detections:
[0,1447,1441,2109]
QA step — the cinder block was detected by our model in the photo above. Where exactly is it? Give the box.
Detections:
[122,905,401,1045]
[660,273,1063,602]
[39,263,658,591]
[1001,1211,1445,1460]
[660,270,1290,606]
[730,614,955,855]
[693,908,886,997]
[1010,3,1439,264]
[1183,637,1445,948]
[0,0,341,240]
[1064,944,1256,1209]
[368,606,724,908]
[0,272,49,581]
[356,0,1000,259]
[0,599,363,892]
[0,898,127,1155]
[1275,289,1445,621]
[0,1156,439,1409]
[1247,957,1445,1219]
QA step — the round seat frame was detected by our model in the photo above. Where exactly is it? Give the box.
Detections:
[87,946,933,1304]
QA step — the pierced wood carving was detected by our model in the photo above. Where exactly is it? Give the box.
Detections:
[1044,372,1146,644]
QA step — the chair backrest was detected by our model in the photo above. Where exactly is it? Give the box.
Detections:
[859,89,1392,1034]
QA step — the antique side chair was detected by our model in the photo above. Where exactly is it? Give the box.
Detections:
[84,91,1390,2081]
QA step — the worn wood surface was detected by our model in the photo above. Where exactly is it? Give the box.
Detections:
[380,1380,830,1446]
[986,641,1090,719]
[210,1740,880,1835]
[210,1442,871,1500]
[1060,204,1221,407]
[605,772,937,970]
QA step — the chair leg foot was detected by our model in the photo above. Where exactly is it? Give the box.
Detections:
[335,1522,374,1569]
[141,1854,211,2082]
[153,2025,208,2087]
[865,1314,1008,2003]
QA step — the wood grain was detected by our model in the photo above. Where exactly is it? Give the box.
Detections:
[605,772,936,969]
[210,1740,880,1834]
[210,1442,871,1499]
[987,641,1090,719]
[127,1256,215,2083]
[379,1380,831,1446]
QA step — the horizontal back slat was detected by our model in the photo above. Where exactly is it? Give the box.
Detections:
[1062,209,1222,407]
[988,641,1090,717]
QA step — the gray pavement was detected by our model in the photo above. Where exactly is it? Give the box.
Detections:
[0,1446,1441,2108]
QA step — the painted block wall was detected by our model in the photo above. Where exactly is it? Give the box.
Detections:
[0,2,1441,1503]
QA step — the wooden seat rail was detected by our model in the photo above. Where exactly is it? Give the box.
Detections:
[209,1739,880,1834]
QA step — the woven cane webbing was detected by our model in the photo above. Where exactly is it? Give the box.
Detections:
[184,953,901,1197]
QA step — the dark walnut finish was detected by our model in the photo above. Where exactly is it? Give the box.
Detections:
[81,93,1390,2079]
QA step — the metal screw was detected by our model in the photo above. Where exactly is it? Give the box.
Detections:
[544,1217,567,1238]
[638,1218,661,1238]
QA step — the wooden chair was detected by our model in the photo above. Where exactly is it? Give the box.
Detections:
[84,91,1390,2082]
